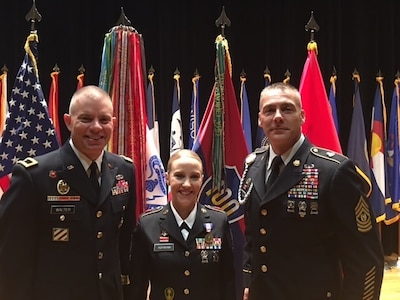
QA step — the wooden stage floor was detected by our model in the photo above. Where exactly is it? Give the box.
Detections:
[380,260,400,299]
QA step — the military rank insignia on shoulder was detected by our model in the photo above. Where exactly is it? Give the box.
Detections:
[310,147,347,164]
[17,157,39,168]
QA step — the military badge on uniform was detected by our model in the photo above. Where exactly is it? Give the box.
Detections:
[49,170,57,178]
[212,250,219,262]
[204,222,214,244]
[57,180,70,195]
[310,201,319,215]
[164,287,175,300]
[201,250,209,263]
[159,231,169,243]
[287,200,295,213]
[298,201,307,217]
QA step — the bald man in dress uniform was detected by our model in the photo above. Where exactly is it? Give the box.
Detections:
[0,85,136,300]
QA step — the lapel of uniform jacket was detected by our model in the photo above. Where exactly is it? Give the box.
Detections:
[98,153,118,207]
[250,149,269,201]
[159,203,187,245]
[261,139,312,205]
[55,143,97,205]
[187,204,211,243]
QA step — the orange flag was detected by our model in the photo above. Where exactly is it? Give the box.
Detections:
[76,65,85,90]
[48,65,62,145]
[0,67,7,135]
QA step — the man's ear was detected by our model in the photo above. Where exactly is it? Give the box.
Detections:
[63,114,71,131]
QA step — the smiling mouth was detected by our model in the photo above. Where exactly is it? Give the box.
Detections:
[87,136,102,141]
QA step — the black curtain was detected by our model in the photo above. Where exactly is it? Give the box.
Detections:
[1,0,399,250]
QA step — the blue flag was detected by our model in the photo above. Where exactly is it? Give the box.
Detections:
[240,75,252,152]
[347,76,385,222]
[0,33,59,194]
[385,80,400,222]
[255,73,271,148]
[329,73,339,134]
[189,73,200,150]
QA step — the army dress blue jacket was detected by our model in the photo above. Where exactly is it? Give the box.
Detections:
[131,202,236,300]
[240,138,384,300]
[0,142,136,300]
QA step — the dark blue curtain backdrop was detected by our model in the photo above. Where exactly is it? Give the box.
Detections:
[1,0,399,261]
[2,0,400,162]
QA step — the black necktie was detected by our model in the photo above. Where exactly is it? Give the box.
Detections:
[266,156,283,191]
[180,222,190,240]
[89,162,99,196]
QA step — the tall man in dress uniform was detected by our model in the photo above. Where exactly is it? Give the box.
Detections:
[0,85,136,300]
[239,82,384,300]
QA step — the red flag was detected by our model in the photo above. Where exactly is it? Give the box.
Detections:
[193,35,249,300]
[48,66,62,145]
[299,42,342,153]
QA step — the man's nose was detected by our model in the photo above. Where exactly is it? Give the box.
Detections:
[91,120,102,129]
[274,109,283,118]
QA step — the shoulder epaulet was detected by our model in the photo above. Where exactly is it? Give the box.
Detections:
[245,145,268,166]
[17,157,38,168]
[141,206,164,218]
[310,147,347,164]
[204,204,225,214]
[119,155,133,163]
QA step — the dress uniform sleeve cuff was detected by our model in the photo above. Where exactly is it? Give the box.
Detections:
[121,274,131,285]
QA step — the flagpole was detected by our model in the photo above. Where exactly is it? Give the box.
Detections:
[25,0,42,32]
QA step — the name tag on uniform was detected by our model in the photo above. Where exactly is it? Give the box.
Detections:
[50,205,75,214]
[154,243,174,252]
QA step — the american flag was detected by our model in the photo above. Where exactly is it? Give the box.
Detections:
[0,33,59,194]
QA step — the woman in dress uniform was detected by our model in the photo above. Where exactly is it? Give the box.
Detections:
[131,149,236,300]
